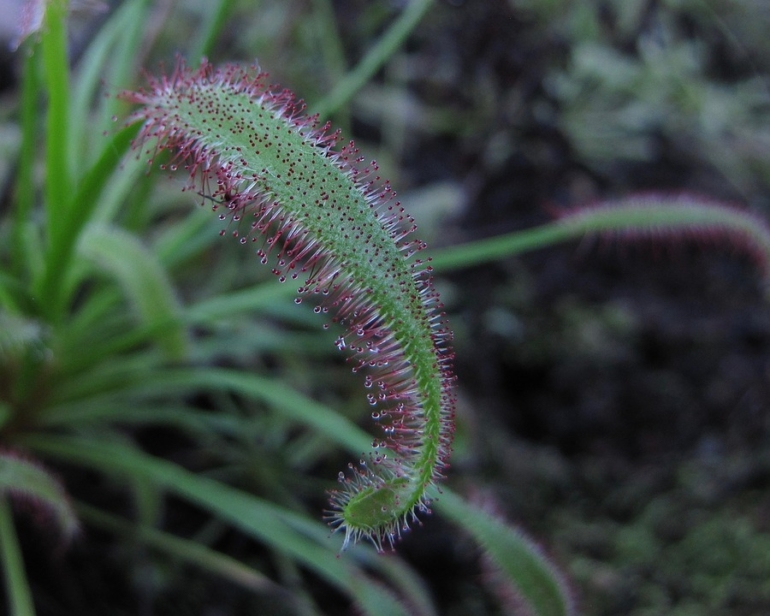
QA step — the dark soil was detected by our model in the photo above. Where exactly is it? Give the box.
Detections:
[410,2,770,614]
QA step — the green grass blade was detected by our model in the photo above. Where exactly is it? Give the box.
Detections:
[184,281,303,323]
[0,273,30,314]
[77,224,188,360]
[125,367,373,454]
[189,0,238,65]
[36,123,140,319]
[147,372,569,614]
[311,0,435,119]
[69,0,147,167]
[42,362,371,454]
[153,206,222,268]
[13,48,39,280]
[53,287,177,377]
[428,222,577,273]
[39,402,239,433]
[310,0,348,84]
[309,0,350,131]
[354,548,438,616]
[99,0,152,137]
[40,1,72,251]
[88,151,151,227]
[18,338,567,615]
[0,497,35,616]
[69,5,122,167]
[75,502,291,597]
[23,435,410,616]
[67,123,141,229]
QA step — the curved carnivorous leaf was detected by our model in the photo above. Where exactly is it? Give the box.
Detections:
[121,59,456,551]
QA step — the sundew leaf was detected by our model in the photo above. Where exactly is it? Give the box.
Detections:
[121,59,456,550]
[555,193,770,285]
[434,489,575,616]
[428,192,770,286]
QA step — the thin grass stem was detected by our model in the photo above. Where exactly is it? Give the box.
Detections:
[13,50,39,280]
[41,1,72,255]
[0,497,35,616]
[311,0,435,119]
[75,502,285,595]
[429,222,577,272]
[36,124,140,317]
[189,0,238,65]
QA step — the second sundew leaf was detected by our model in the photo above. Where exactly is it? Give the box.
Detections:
[121,59,455,551]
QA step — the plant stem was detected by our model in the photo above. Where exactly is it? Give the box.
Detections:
[430,221,577,272]
[76,502,282,595]
[13,49,39,281]
[311,0,435,119]
[0,497,35,616]
[190,0,238,65]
